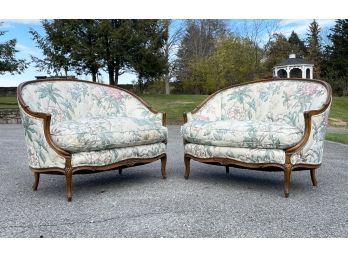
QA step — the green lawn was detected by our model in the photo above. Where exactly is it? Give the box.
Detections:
[0,96,18,108]
[141,94,208,123]
[325,133,348,144]
[329,96,348,126]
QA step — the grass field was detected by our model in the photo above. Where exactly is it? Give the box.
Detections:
[141,94,207,123]
[325,133,348,144]
[329,97,348,126]
[0,96,18,108]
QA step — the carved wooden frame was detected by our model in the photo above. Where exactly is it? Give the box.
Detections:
[17,78,167,201]
[182,78,332,197]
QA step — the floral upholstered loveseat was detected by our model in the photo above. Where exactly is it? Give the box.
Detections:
[181,79,332,197]
[17,79,168,201]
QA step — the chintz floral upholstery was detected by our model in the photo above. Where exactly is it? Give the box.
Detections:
[51,116,167,153]
[181,119,303,149]
[182,80,331,165]
[19,80,167,169]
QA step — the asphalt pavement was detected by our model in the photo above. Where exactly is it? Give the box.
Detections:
[0,124,347,237]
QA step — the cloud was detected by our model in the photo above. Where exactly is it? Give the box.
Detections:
[277,19,336,37]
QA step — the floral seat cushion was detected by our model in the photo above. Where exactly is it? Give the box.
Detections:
[181,119,303,149]
[51,116,168,153]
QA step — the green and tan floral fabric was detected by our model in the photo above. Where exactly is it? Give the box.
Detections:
[185,143,285,164]
[183,80,330,165]
[19,105,66,169]
[181,119,303,149]
[21,80,163,126]
[19,80,167,169]
[291,110,330,165]
[72,143,166,167]
[51,116,167,153]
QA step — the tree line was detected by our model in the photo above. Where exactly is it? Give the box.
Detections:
[1,19,347,95]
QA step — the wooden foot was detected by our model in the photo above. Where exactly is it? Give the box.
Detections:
[65,168,73,202]
[161,155,167,179]
[32,172,40,191]
[118,168,122,175]
[284,164,292,198]
[310,168,318,186]
[226,166,229,174]
[184,156,190,179]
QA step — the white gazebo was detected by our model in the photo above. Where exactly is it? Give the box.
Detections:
[273,54,314,79]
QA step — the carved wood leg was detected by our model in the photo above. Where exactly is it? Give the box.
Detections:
[226,166,229,174]
[65,167,73,202]
[32,172,40,191]
[161,155,167,179]
[184,156,190,179]
[118,168,122,175]
[284,164,292,198]
[310,168,318,186]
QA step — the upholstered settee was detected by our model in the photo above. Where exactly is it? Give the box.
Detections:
[181,79,332,197]
[17,79,168,201]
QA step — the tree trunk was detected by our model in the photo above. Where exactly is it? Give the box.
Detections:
[92,72,97,82]
[108,65,115,85]
[114,69,119,85]
[164,74,170,95]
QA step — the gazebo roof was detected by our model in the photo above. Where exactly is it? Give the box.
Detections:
[274,54,313,67]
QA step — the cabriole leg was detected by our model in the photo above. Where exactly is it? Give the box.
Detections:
[161,155,167,179]
[184,156,190,179]
[310,168,318,186]
[283,164,292,198]
[65,168,73,202]
[32,172,40,191]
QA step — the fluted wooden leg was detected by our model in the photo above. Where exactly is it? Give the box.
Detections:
[32,172,40,191]
[310,168,318,186]
[65,168,73,202]
[161,155,167,179]
[118,168,122,175]
[184,156,190,179]
[226,166,229,174]
[284,164,292,198]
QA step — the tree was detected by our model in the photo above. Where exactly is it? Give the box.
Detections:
[31,19,167,86]
[176,19,229,84]
[306,20,322,79]
[127,20,168,90]
[0,24,28,75]
[30,20,74,76]
[64,20,103,82]
[186,35,255,94]
[325,19,348,77]
[162,20,184,95]
[322,19,348,95]
[236,19,280,79]
[263,33,291,74]
[288,31,307,58]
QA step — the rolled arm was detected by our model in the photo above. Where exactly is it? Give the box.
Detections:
[18,104,69,169]
[286,95,332,155]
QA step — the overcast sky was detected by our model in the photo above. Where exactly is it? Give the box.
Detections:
[0,19,336,87]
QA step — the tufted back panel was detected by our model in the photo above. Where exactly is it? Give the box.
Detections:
[20,80,162,125]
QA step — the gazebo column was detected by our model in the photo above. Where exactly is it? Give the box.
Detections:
[310,68,313,79]
[286,67,290,78]
[302,65,306,78]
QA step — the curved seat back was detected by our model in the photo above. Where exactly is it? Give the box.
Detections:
[189,79,331,130]
[18,79,162,125]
